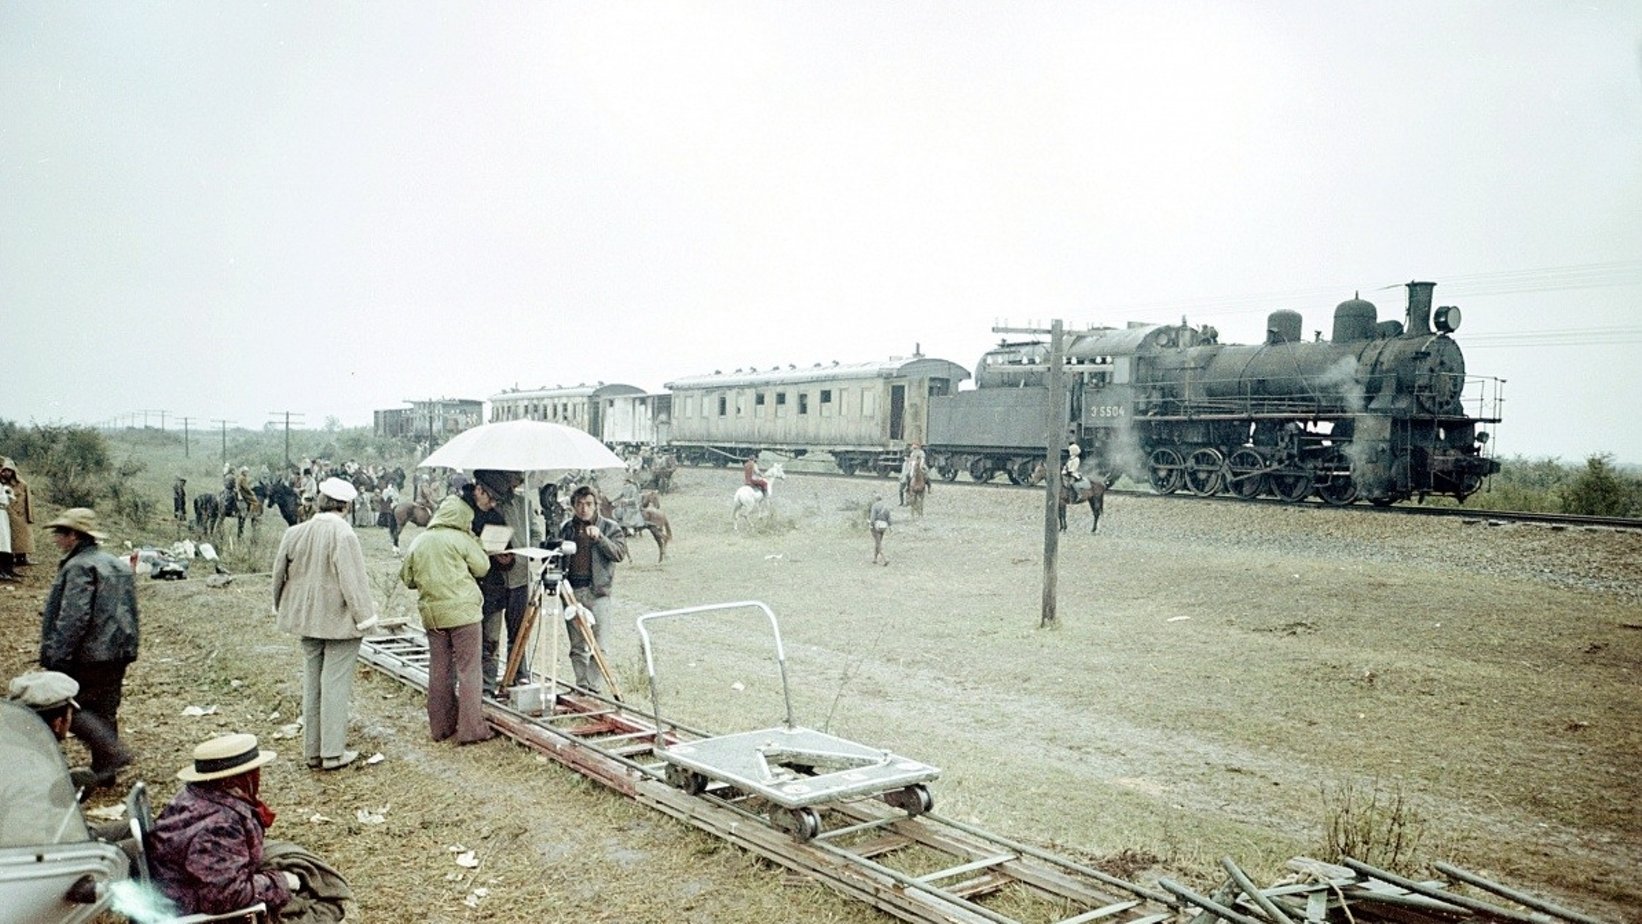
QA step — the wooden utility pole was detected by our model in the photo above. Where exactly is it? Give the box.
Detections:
[268,412,305,467]
[992,319,1069,629]
[177,416,197,457]
[212,419,235,464]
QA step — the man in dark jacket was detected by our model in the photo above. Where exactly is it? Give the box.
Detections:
[40,507,138,788]
[558,486,627,693]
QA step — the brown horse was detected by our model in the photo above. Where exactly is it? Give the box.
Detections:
[906,463,929,517]
[1059,475,1107,533]
[390,501,433,551]
[608,488,671,562]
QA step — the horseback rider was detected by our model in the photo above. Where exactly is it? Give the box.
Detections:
[899,443,926,506]
[743,456,769,498]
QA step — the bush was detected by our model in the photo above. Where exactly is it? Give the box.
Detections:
[10,423,113,508]
[1319,779,1424,873]
[1561,454,1638,516]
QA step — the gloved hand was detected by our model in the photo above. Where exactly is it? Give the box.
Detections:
[355,614,380,632]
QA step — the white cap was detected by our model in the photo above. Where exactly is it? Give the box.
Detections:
[318,477,358,503]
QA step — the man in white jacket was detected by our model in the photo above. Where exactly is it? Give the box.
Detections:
[272,477,378,770]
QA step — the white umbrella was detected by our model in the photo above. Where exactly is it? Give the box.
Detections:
[417,419,626,473]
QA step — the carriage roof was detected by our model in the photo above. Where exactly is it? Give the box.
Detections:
[489,383,645,402]
[665,357,969,391]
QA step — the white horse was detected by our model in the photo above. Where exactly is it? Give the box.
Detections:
[731,463,785,531]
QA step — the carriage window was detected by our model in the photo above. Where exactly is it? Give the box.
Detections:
[755,392,766,406]
[798,393,809,415]
[717,396,727,416]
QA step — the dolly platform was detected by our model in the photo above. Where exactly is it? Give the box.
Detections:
[637,601,939,841]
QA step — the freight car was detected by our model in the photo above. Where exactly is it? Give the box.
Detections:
[925,281,1501,504]
[662,357,969,469]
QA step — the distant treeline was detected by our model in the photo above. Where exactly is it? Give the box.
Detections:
[0,419,423,527]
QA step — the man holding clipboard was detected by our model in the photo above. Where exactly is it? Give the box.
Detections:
[462,470,532,696]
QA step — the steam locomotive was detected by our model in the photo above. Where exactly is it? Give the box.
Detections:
[488,281,1500,505]
[925,280,1500,504]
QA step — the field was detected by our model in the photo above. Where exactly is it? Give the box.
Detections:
[3,441,1639,923]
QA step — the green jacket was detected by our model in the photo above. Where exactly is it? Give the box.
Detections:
[399,496,489,630]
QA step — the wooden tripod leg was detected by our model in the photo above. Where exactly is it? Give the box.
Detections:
[576,610,623,702]
[503,593,539,690]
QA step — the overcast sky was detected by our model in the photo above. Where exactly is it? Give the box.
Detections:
[5,3,1640,463]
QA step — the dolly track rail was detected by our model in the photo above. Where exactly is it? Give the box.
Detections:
[358,633,1615,924]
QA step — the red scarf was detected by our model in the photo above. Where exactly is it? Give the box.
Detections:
[223,772,277,829]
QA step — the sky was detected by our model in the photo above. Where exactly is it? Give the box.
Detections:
[4,2,1640,463]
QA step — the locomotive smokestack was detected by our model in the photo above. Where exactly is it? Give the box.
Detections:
[1405,281,1434,337]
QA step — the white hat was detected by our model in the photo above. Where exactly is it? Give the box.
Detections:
[318,477,358,503]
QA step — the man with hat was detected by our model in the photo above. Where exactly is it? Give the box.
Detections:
[273,477,378,771]
[148,732,295,917]
[463,469,531,695]
[40,507,138,789]
[2,671,86,845]
[0,457,34,567]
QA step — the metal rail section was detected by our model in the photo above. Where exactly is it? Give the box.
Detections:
[357,630,1617,924]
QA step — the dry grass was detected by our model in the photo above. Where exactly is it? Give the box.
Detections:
[5,442,1640,922]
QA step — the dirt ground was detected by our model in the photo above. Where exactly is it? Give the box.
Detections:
[4,466,1638,923]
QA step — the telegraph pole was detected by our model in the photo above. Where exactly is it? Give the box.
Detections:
[212,419,235,464]
[993,319,1068,629]
[268,412,305,468]
[177,416,197,457]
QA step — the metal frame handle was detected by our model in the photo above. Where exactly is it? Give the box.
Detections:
[635,600,793,748]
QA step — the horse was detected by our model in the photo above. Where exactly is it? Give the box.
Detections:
[259,481,300,527]
[731,463,785,531]
[618,488,673,562]
[906,462,929,517]
[1059,473,1109,533]
[640,452,678,493]
[222,488,262,540]
[390,502,433,552]
[193,492,222,538]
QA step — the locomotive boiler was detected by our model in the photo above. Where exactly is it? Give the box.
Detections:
[926,281,1501,505]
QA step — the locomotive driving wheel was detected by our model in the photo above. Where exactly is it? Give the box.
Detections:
[938,463,959,482]
[1269,463,1312,503]
[1184,448,1226,496]
[1147,448,1184,494]
[1315,449,1357,506]
[1225,448,1268,499]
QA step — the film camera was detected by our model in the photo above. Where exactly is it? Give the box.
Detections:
[534,537,576,592]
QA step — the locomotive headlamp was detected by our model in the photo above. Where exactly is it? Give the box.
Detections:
[1434,305,1462,333]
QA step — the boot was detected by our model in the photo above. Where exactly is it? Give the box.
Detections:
[0,552,18,582]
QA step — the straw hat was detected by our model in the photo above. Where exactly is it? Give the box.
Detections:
[45,507,107,540]
[177,733,277,782]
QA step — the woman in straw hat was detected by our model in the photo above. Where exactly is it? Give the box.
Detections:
[148,732,295,917]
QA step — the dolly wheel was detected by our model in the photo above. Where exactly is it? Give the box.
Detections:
[665,764,708,795]
[775,807,822,842]
[883,784,934,817]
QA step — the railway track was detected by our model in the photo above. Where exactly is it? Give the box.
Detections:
[356,630,1615,924]
[740,464,1642,532]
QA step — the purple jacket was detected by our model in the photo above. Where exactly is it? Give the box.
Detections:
[149,785,291,915]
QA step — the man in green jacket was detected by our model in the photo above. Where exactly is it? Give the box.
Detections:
[399,495,494,744]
